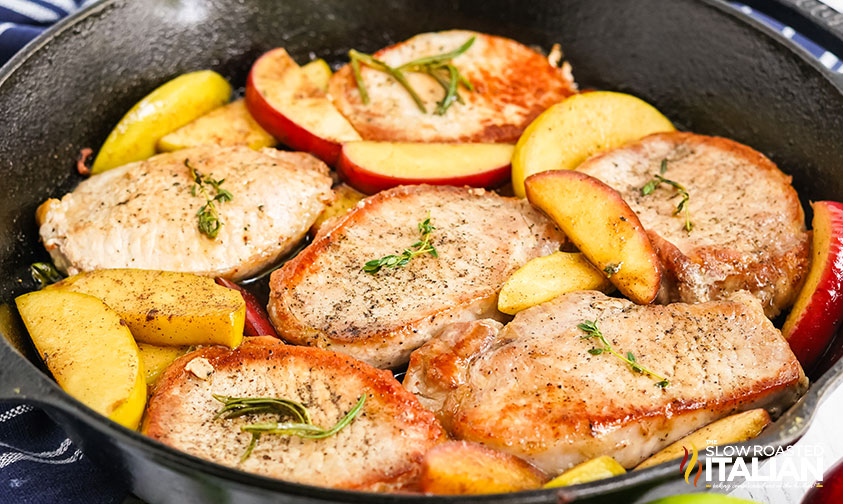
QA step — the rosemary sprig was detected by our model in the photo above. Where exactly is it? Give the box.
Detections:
[213,394,366,462]
[578,319,669,388]
[212,394,311,423]
[186,160,233,239]
[641,159,693,233]
[29,262,64,289]
[363,214,438,274]
[349,36,475,115]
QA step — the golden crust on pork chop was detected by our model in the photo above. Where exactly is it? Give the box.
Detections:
[329,30,576,143]
[576,132,809,317]
[404,291,806,474]
[145,338,444,491]
[268,185,565,368]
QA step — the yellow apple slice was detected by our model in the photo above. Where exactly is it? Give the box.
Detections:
[245,48,361,165]
[137,343,190,385]
[511,91,674,197]
[635,409,771,469]
[48,269,245,348]
[498,252,613,315]
[525,170,662,304]
[301,59,332,91]
[337,141,513,194]
[544,456,626,488]
[92,70,231,174]
[311,184,366,234]
[157,99,275,151]
[15,290,146,429]
[419,441,547,495]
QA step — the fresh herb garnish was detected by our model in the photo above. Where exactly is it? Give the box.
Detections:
[29,262,64,289]
[641,159,693,233]
[363,214,438,274]
[349,37,475,115]
[603,263,621,277]
[186,160,233,239]
[213,394,366,462]
[578,319,670,388]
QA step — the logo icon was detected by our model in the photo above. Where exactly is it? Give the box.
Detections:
[679,442,702,487]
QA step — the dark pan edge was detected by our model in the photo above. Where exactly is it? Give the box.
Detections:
[0,0,842,502]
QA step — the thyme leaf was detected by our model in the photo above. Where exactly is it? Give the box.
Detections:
[349,37,475,115]
[603,263,621,277]
[213,394,366,462]
[29,262,64,289]
[363,214,438,274]
[640,159,693,233]
[578,319,669,388]
[186,160,233,239]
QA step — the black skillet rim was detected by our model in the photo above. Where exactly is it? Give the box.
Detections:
[1,0,843,501]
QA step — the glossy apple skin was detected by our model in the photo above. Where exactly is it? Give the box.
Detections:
[245,49,347,165]
[215,277,278,338]
[801,456,843,504]
[783,201,843,374]
[337,146,511,194]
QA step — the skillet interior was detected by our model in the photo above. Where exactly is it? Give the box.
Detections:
[1,0,843,502]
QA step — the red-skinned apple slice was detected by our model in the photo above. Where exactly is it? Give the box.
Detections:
[337,141,514,194]
[782,201,843,372]
[215,277,279,338]
[245,48,360,165]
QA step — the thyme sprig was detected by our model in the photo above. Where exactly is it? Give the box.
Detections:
[186,160,233,239]
[29,262,64,289]
[213,394,366,462]
[349,36,475,115]
[363,214,438,274]
[578,319,669,388]
[641,159,693,233]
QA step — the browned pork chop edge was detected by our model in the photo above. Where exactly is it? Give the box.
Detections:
[145,338,444,491]
[576,132,809,318]
[268,184,565,368]
[404,291,807,473]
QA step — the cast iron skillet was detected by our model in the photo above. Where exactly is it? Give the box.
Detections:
[1,0,843,502]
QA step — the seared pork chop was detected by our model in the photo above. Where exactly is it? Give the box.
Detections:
[329,30,576,143]
[38,146,333,281]
[268,185,565,368]
[404,290,806,474]
[145,337,444,491]
[575,132,809,317]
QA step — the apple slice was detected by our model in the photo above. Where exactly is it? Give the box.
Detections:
[157,99,276,152]
[782,201,843,372]
[93,70,232,174]
[525,170,662,304]
[15,290,146,429]
[301,59,332,92]
[245,48,360,165]
[511,91,675,198]
[419,441,547,494]
[214,277,278,338]
[337,141,514,194]
[497,252,613,315]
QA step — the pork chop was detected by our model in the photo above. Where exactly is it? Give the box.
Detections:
[268,185,565,368]
[144,337,444,491]
[329,30,576,143]
[575,132,809,317]
[38,145,333,281]
[404,290,807,474]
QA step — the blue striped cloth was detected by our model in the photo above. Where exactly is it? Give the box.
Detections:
[0,1,842,503]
